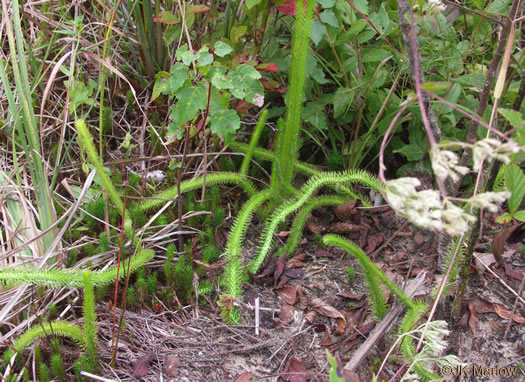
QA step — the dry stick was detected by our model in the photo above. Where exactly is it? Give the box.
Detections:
[344,273,427,372]
[504,271,525,339]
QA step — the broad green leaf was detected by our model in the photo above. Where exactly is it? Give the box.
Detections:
[155,10,179,24]
[176,44,189,61]
[196,47,213,67]
[209,66,232,90]
[487,0,511,14]
[303,102,328,131]
[229,64,263,104]
[498,108,524,129]
[394,143,426,161]
[214,41,233,57]
[180,49,197,66]
[320,10,339,28]
[310,20,326,46]
[513,210,525,222]
[472,0,483,9]
[422,82,452,93]
[352,0,368,15]
[164,25,181,45]
[152,71,170,100]
[505,164,525,214]
[361,48,391,63]
[246,0,263,9]
[319,0,336,8]
[168,63,189,93]
[332,87,354,119]
[210,110,240,142]
[230,25,247,44]
[455,72,486,89]
[174,84,207,125]
[378,3,391,32]
[338,19,368,43]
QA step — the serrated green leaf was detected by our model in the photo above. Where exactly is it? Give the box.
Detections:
[310,20,326,46]
[174,84,207,125]
[319,0,336,8]
[513,210,525,222]
[168,63,189,93]
[505,164,525,214]
[339,19,368,43]
[180,49,197,66]
[209,66,232,90]
[320,10,339,27]
[394,144,425,161]
[214,41,233,57]
[333,87,354,119]
[210,110,240,142]
[229,64,263,104]
[499,108,524,129]
[361,48,391,63]
[378,3,391,31]
[230,25,247,44]
[196,47,213,67]
[352,0,369,15]
[175,44,188,61]
[486,0,511,14]
[152,71,170,100]
[455,72,486,89]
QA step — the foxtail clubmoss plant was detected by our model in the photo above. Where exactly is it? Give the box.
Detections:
[276,195,349,259]
[138,172,257,212]
[82,272,97,370]
[322,235,415,315]
[75,119,134,243]
[275,0,316,197]
[1,250,153,369]
[229,141,374,205]
[3,321,87,364]
[248,171,378,275]
[0,250,154,287]
[50,353,66,382]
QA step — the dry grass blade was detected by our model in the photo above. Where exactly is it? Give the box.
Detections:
[0,170,96,324]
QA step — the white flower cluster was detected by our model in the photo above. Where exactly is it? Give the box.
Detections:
[472,138,520,171]
[431,146,469,182]
[385,177,508,236]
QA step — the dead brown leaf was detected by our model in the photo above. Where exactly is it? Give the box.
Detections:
[337,291,364,300]
[275,304,296,328]
[133,352,154,378]
[366,232,384,254]
[468,296,525,334]
[274,253,288,286]
[492,223,522,262]
[277,285,298,305]
[330,222,362,233]
[163,354,180,378]
[505,264,524,281]
[334,200,358,220]
[281,357,310,382]
[309,298,346,333]
[314,249,334,258]
[234,371,253,382]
